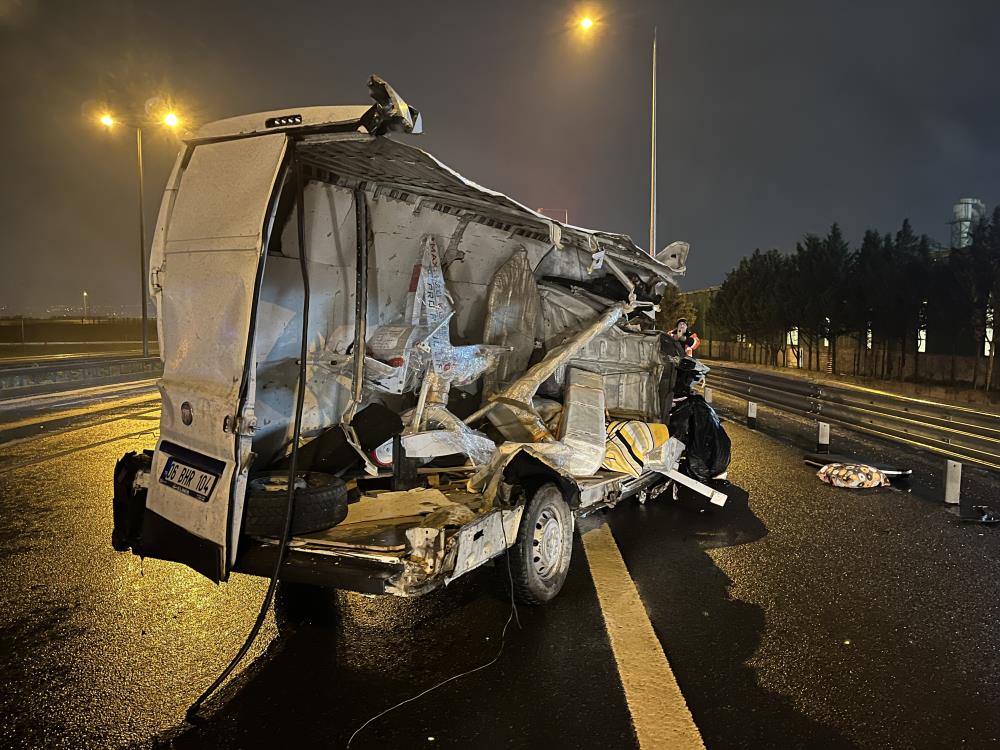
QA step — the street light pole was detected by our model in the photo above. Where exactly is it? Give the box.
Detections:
[649,27,657,257]
[96,106,179,357]
[135,126,149,357]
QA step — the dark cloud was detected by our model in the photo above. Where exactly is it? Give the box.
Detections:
[1,0,999,314]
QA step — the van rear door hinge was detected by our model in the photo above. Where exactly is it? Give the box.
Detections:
[150,267,164,292]
[223,414,257,436]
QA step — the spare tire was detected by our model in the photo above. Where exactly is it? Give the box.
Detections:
[243,471,348,537]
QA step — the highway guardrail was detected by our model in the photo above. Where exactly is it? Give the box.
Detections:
[708,363,1000,471]
[0,356,162,397]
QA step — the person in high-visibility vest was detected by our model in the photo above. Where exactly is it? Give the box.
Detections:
[669,318,701,357]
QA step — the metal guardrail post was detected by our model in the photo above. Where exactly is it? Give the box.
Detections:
[945,460,962,505]
[817,422,830,454]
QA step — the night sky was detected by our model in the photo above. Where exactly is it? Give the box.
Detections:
[1,0,998,315]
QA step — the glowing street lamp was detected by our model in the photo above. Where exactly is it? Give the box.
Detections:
[82,290,88,322]
[93,102,184,356]
[572,15,658,256]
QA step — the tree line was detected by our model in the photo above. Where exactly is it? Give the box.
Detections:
[705,207,1000,389]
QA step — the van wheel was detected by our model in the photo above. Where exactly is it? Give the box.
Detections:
[510,483,574,605]
[243,471,348,537]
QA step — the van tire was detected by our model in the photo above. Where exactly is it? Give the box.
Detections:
[510,483,574,605]
[243,471,348,537]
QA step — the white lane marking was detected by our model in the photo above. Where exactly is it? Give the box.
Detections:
[582,523,705,750]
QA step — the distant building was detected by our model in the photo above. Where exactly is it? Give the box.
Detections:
[950,197,986,249]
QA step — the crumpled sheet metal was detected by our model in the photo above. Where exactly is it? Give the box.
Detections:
[482,247,541,397]
[655,241,689,275]
[492,303,624,413]
[468,442,578,507]
[537,284,662,419]
[533,397,563,433]
[478,314,615,443]
[365,235,507,394]
[399,404,496,466]
[479,303,624,442]
[536,284,605,344]
[400,429,496,467]
[484,399,553,444]
[557,368,607,476]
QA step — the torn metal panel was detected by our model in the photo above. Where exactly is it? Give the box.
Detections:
[537,283,606,345]
[482,248,541,397]
[400,429,495,467]
[445,506,524,583]
[397,403,496,466]
[370,235,507,395]
[570,326,663,420]
[468,441,579,507]
[482,400,553,444]
[655,241,689,275]
[297,137,680,287]
[537,284,662,418]
[557,368,607,477]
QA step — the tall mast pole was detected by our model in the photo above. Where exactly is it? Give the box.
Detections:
[649,27,657,257]
[136,125,149,357]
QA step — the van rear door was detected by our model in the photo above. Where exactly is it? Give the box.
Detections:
[142,133,288,582]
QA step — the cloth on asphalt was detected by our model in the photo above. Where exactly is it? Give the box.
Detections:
[817,462,890,488]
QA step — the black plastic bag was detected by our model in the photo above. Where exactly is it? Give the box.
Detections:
[668,394,732,480]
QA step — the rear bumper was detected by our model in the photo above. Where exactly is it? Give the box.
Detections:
[234,540,405,595]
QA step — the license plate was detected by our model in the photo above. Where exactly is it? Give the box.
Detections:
[160,457,219,502]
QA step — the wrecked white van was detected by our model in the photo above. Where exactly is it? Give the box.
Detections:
[112,77,732,604]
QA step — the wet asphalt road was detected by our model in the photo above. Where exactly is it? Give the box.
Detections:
[0,387,998,749]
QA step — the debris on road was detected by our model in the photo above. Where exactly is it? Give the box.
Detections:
[804,452,912,477]
[816,462,890,488]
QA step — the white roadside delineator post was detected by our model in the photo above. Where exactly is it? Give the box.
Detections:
[747,401,757,430]
[704,387,713,404]
[817,421,830,454]
[945,460,962,505]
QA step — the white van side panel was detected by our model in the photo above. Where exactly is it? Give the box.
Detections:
[146,134,287,576]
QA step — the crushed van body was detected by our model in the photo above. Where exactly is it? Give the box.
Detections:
[111,75,735,604]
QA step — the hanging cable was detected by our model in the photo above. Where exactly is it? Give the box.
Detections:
[186,139,311,722]
[346,505,521,748]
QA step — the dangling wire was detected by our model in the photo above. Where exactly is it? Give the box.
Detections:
[345,506,521,748]
[186,139,311,722]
